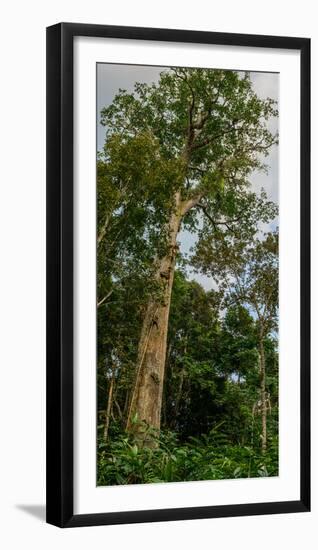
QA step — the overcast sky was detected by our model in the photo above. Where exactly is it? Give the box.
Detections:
[97,64,279,290]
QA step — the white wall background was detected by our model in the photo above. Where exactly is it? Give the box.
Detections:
[0,0,315,547]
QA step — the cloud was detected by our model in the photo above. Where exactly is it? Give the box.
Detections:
[97,63,163,150]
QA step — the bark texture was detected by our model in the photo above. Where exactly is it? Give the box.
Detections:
[126,204,182,438]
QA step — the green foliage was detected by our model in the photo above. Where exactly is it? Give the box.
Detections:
[98,271,279,484]
[97,423,278,486]
[97,66,279,485]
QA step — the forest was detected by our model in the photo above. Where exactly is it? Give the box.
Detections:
[96,66,279,485]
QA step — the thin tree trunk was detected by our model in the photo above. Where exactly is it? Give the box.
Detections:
[162,386,167,428]
[174,336,187,422]
[173,368,185,427]
[97,213,111,246]
[126,204,181,440]
[103,369,115,442]
[123,389,129,419]
[259,335,267,454]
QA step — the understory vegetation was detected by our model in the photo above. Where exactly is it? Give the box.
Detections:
[98,424,278,486]
[97,273,279,485]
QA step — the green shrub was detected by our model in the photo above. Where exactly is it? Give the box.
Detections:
[97,423,278,486]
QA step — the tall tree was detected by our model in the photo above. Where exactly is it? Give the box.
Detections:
[100,67,278,437]
[97,131,173,438]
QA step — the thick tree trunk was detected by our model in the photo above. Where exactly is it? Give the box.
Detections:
[126,204,182,439]
[259,336,267,454]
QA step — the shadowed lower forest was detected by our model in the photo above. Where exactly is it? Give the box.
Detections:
[97,65,279,485]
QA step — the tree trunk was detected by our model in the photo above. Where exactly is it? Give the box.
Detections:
[259,336,267,454]
[126,204,181,440]
[174,336,187,423]
[123,389,130,419]
[103,369,115,442]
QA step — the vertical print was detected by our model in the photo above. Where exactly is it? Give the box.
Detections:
[96,64,279,486]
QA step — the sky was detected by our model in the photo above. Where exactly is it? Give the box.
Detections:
[97,64,279,291]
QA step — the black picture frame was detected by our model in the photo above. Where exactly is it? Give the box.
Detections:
[46,22,311,528]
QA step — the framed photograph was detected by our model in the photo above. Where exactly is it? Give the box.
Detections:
[46,23,310,527]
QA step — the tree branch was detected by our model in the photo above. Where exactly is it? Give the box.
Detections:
[97,213,111,246]
[97,289,114,308]
[191,123,238,151]
[198,203,239,236]
[180,194,203,215]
